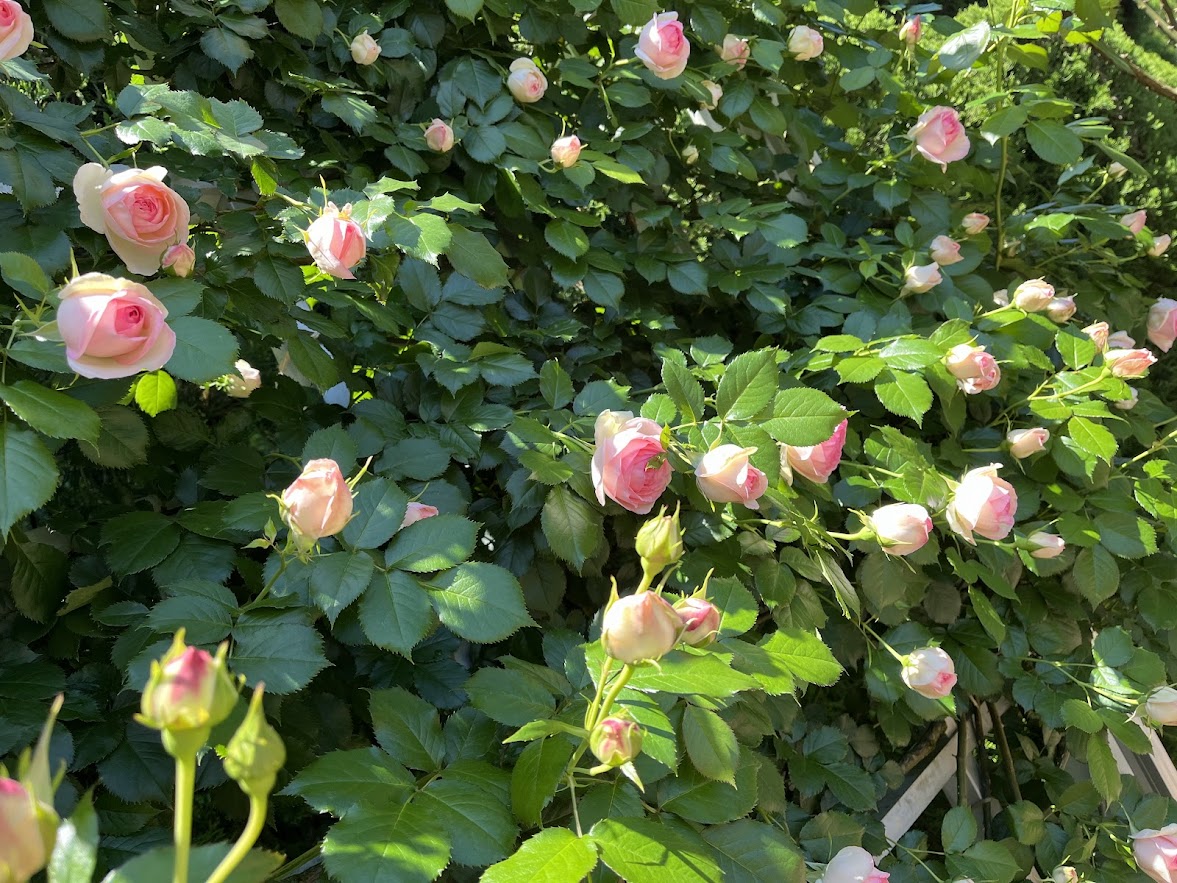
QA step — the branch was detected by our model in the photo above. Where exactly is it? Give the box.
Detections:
[1089,39,1177,104]
[1155,0,1177,30]
[1135,0,1177,45]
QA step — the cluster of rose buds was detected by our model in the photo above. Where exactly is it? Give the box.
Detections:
[600,588,722,664]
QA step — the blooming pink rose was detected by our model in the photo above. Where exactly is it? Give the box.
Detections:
[281,458,353,550]
[350,32,380,65]
[821,846,890,883]
[673,596,721,647]
[695,444,768,509]
[1104,347,1157,378]
[1108,330,1137,350]
[946,464,1017,543]
[56,273,176,380]
[507,57,547,103]
[0,0,32,61]
[719,34,749,69]
[868,503,933,557]
[902,647,957,699]
[961,212,989,235]
[635,12,691,79]
[945,344,1000,394]
[225,359,261,398]
[1116,389,1140,411]
[1045,296,1076,324]
[0,778,46,883]
[74,163,192,276]
[1028,531,1065,559]
[1012,278,1054,311]
[1133,825,1177,883]
[1145,687,1177,726]
[591,410,673,515]
[550,135,583,168]
[305,202,366,279]
[788,25,823,61]
[401,501,439,528]
[601,591,681,663]
[1083,321,1109,351]
[904,262,941,293]
[1148,298,1177,353]
[1007,428,1049,459]
[1151,234,1171,257]
[898,15,921,45]
[908,106,970,171]
[782,419,846,484]
[424,119,454,153]
[162,242,195,278]
[1123,209,1147,236]
[930,235,962,266]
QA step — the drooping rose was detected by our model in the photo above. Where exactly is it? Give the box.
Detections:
[1007,428,1049,459]
[930,235,962,266]
[1108,330,1137,350]
[225,359,261,398]
[820,845,890,883]
[1123,210,1147,236]
[695,444,768,509]
[350,32,380,65]
[281,458,353,549]
[946,463,1017,543]
[1045,296,1076,323]
[901,647,957,699]
[550,135,583,168]
[908,106,969,171]
[590,717,643,767]
[1104,347,1157,378]
[904,262,941,293]
[424,119,454,153]
[1133,825,1177,883]
[868,503,933,557]
[600,591,681,664]
[719,34,749,68]
[1012,278,1054,311]
[162,243,195,278]
[74,163,192,276]
[401,501,439,528]
[591,410,673,515]
[1148,298,1177,353]
[1150,234,1172,257]
[1027,532,1065,559]
[507,57,547,103]
[1115,389,1140,411]
[945,344,1001,394]
[305,202,366,279]
[56,273,176,380]
[1083,321,1110,351]
[961,212,989,235]
[1145,687,1177,726]
[898,15,921,45]
[673,596,721,647]
[635,12,691,79]
[788,25,823,61]
[0,0,33,62]
[782,419,846,485]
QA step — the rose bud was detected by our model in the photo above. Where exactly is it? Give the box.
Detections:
[139,633,237,736]
[782,419,847,485]
[0,778,48,883]
[1046,296,1076,323]
[1115,388,1140,411]
[821,845,891,883]
[1052,868,1079,883]
[550,135,583,168]
[591,410,673,515]
[898,15,921,45]
[1004,237,1023,257]
[945,344,1001,394]
[1134,826,1177,883]
[1148,298,1177,353]
[424,119,454,153]
[634,12,691,79]
[635,506,684,576]
[695,444,768,510]
[350,31,380,65]
[281,458,353,549]
[1012,278,1055,311]
[1007,428,1049,459]
[961,212,989,235]
[223,686,286,798]
[1150,234,1171,257]
[992,288,1009,306]
[0,0,33,62]
[908,106,969,171]
[946,463,1017,544]
[903,262,942,293]
[930,235,963,266]
[719,34,749,69]
[600,591,682,664]
[590,716,643,767]
[674,596,721,647]
[1109,161,1128,179]
[1145,687,1177,726]
[682,144,699,165]
[506,57,547,103]
[225,359,261,398]
[401,501,439,528]
[1027,531,1065,559]
[1108,330,1137,350]
[1104,347,1157,378]
[700,79,722,110]
[162,242,195,278]
[57,273,176,380]
[867,503,933,557]
[1123,209,1147,236]
[74,163,191,276]
[788,25,824,61]
[901,647,957,699]
[305,202,366,279]
[1083,321,1109,351]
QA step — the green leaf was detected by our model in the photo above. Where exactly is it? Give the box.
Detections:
[101,512,181,576]
[609,0,658,27]
[541,486,604,571]
[445,226,509,289]
[308,550,375,624]
[232,610,329,694]
[133,371,178,418]
[147,580,236,644]
[1066,416,1116,462]
[342,478,409,550]
[701,820,806,883]
[385,515,477,573]
[946,841,1020,883]
[821,761,876,811]
[322,802,451,883]
[875,370,933,423]
[5,537,67,623]
[166,316,239,384]
[968,586,1006,645]
[1063,699,1107,734]
[79,405,149,469]
[591,818,723,883]
[0,251,52,297]
[1097,512,1157,559]
[938,20,990,69]
[254,252,306,302]
[587,644,760,697]
[545,220,590,259]
[539,360,574,409]
[42,0,110,41]
[464,126,507,163]
[1027,120,1083,165]
[445,0,484,19]
[275,0,324,39]
[1071,545,1119,604]
[466,667,556,727]
[48,790,98,883]
[762,387,845,446]
[942,805,978,853]
[360,570,435,657]
[1086,733,1121,803]
[683,705,739,785]
[428,562,535,643]
[322,94,377,132]
[509,738,574,827]
[482,828,599,883]
[280,748,414,816]
[716,348,778,421]
[416,768,517,866]
[370,686,446,771]
[1056,327,1097,370]
[0,381,101,443]
[102,845,282,883]
[879,339,944,370]
[0,425,59,537]
[982,105,1028,139]
[662,358,706,422]
[200,28,254,73]
[284,334,341,389]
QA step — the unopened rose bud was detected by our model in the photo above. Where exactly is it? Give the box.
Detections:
[223,686,286,798]
[822,846,889,883]
[1148,298,1177,353]
[1013,278,1055,311]
[635,506,683,576]
[1115,388,1140,411]
[401,501,439,528]
[961,212,989,235]
[945,344,1000,394]
[903,262,941,293]
[350,32,380,65]
[682,144,699,165]
[782,420,846,485]
[1145,686,1177,726]
[1027,531,1065,559]
[1109,161,1128,179]
[1108,330,1137,350]
[898,15,921,45]
[930,235,962,266]
[901,647,957,699]
[424,119,454,153]
[1123,209,1147,236]
[140,632,237,737]
[719,34,749,69]
[1133,825,1177,883]
[1007,428,1049,459]
[1046,296,1076,323]
[0,779,48,883]
[700,79,723,110]
[1104,347,1157,378]
[868,503,933,557]
[507,57,547,103]
[550,135,583,168]
[695,444,768,509]
[590,716,643,767]
[1051,868,1078,883]
[788,25,823,61]
[1084,321,1109,351]
[225,359,261,398]
[162,242,195,277]
[281,458,353,550]
[946,464,1017,543]
[601,591,681,664]
[1150,234,1171,257]
[674,596,721,647]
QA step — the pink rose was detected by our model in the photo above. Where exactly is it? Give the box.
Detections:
[1104,347,1157,378]
[946,463,1017,543]
[868,503,933,557]
[695,444,768,509]
[1133,825,1177,883]
[903,262,941,293]
[401,501,439,528]
[550,135,583,168]
[908,106,970,171]
[0,778,46,883]
[1123,210,1147,236]
[590,716,643,767]
[1028,531,1065,559]
[821,846,890,883]
[635,12,691,79]
[1083,321,1109,351]
[930,235,962,266]
[350,32,380,65]
[1108,330,1137,350]
[1052,867,1079,883]
[945,344,1000,394]
[1007,428,1049,459]
[424,119,454,153]
[0,0,32,61]
[782,419,846,484]
[281,458,353,550]
[591,410,673,515]
[673,596,721,647]
[305,202,366,279]
[162,243,195,278]
[1151,234,1171,257]
[1148,298,1177,353]
[507,57,547,102]
[901,647,957,699]
[961,212,989,235]
[1012,278,1054,311]
[788,25,823,61]
[719,34,749,69]
[1045,296,1076,324]
[898,15,921,45]
[225,359,261,398]
[700,79,722,109]
[601,591,681,664]
[1145,687,1177,726]
[56,273,176,380]
[74,163,192,276]
[1116,389,1140,411]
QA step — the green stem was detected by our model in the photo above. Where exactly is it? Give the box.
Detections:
[595,664,634,725]
[243,555,289,611]
[173,753,197,883]
[205,796,268,883]
[584,657,615,731]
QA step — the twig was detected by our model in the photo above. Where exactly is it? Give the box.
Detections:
[1089,39,1177,104]
[987,700,1024,803]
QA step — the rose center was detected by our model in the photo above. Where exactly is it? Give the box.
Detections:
[115,303,146,335]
